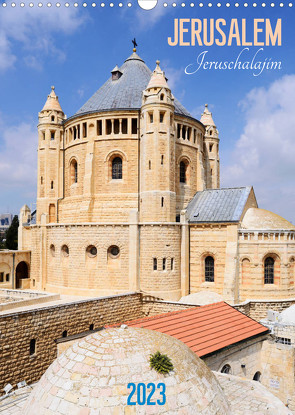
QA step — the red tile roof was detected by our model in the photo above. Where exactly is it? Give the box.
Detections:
[122,302,269,357]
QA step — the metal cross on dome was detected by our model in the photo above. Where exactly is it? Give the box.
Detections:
[132,38,138,49]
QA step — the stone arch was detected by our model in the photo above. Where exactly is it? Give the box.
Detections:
[15,261,29,289]
[200,252,217,283]
[241,258,251,286]
[219,363,232,374]
[104,150,128,182]
[289,256,295,283]
[69,157,78,185]
[177,155,192,185]
[262,253,280,285]
[104,149,128,163]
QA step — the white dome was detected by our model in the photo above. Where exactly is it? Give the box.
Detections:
[280,305,295,325]
[23,327,231,414]
[241,208,294,230]
[179,291,223,305]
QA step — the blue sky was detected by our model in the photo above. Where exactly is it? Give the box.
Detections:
[0,3,294,223]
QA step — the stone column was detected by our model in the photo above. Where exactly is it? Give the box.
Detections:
[222,224,239,304]
[40,213,48,291]
[129,210,139,291]
[181,210,189,297]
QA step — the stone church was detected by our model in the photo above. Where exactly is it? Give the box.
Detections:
[14,48,295,304]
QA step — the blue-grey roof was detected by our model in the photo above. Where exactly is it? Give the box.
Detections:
[75,52,192,118]
[187,187,252,223]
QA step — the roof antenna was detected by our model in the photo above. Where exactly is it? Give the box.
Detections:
[132,38,138,52]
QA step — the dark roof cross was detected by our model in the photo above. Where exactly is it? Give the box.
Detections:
[132,38,138,49]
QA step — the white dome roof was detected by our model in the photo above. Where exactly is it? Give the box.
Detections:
[179,291,223,305]
[23,327,231,414]
[280,305,295,325]
[241,208,294,230]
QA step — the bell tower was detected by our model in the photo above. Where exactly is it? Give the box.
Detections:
[201,104,220,189]
[37,86,66,224]
[140,61,176,222]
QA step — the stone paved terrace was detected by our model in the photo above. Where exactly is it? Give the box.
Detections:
[0,296,25,304]
[0,289,61,312]
[0,386,34,414]
[0,290,96,315]
[215,372,294,415]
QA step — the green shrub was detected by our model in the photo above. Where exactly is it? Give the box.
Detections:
[149,351,174,374]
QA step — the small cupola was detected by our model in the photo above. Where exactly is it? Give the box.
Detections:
[111,65,123,81]
[41,86,63,113]
[200,104,216,127]
[146,60,169,90]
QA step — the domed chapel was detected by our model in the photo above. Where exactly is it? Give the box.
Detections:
[18,47,295,304]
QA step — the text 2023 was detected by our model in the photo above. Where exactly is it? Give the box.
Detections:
[127,382,166,405]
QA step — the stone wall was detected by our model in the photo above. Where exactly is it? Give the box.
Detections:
[260,339,295,410]
[142,297,197,316]
[189,224,230,298]
[0,293,144,391]
[139,225,181,300]
[204,335,268,380]
[238,230,295,301]
[234,298,295,321]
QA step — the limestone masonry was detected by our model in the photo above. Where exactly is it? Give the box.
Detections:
[1,47,294,304]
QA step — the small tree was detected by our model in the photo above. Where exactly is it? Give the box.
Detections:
[5,215,19,250]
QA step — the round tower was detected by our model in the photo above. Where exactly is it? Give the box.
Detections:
[200,104,220,189]
[37,86,66,224]
[140,61,176,222]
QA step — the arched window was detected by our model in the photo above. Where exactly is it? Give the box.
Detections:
[253,371,261,382]
[264,257,275,284]
[221,364,231,374]
[70,159,78,184]
[205,256,214,282]
[86,245,97,258]
[61,245,69,257]
[242,258,250,285]
[108,245,120,258]
[180,161,187,183]
[112,157,122,179]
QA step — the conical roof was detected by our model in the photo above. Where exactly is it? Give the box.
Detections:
[75,52,191,117]
[200,104,216,127]
[42,86,63,112]
[147,60,169,89]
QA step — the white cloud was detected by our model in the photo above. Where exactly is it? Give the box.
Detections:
[134,0,172,29]
[0,31,16,70]
[0,116,37,191]
[162,63,183,91]
[222,75,295,223]
[0,6,86,71]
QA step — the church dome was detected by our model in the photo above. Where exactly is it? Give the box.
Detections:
[241,208,294,230]
[75,52,192,118]
[280,305,295,325]
[179,291,223,305]
[23,327,231,414]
